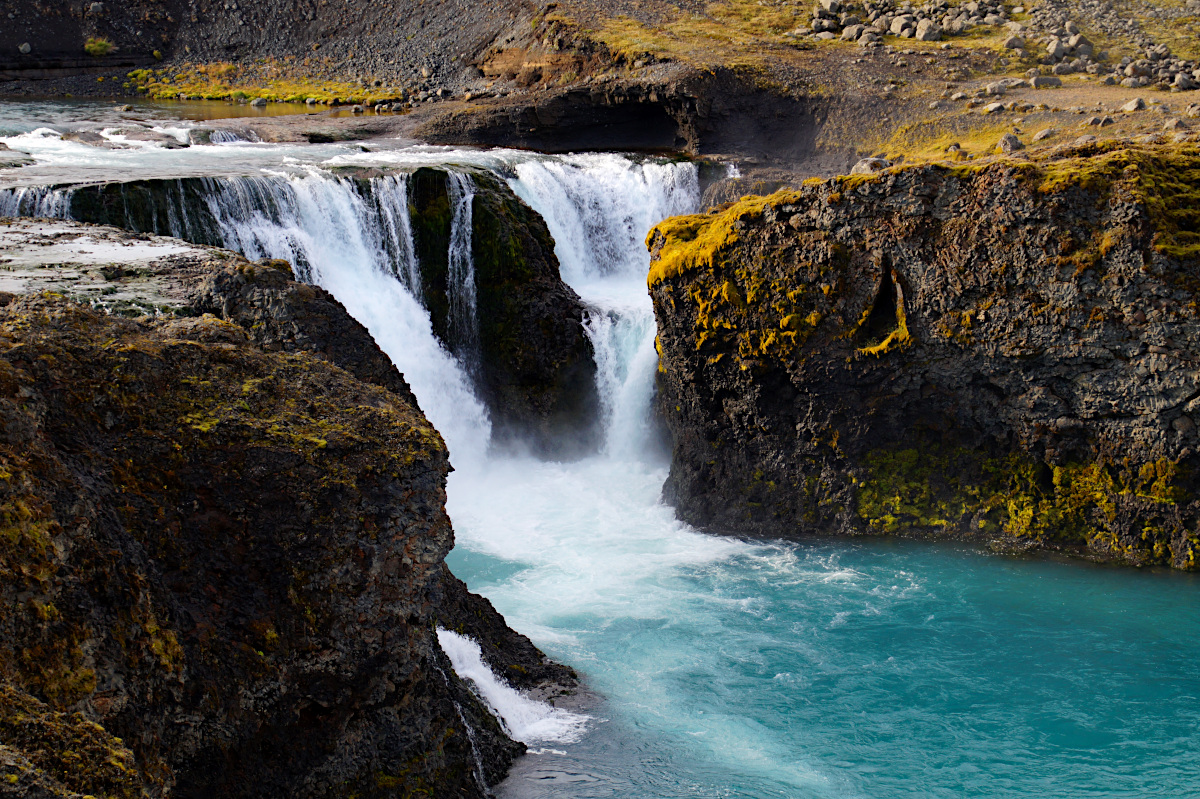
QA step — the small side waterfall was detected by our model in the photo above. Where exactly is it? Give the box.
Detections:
[506,155,700,457]
[368,174,422,297]
[446,172,481,376]
[430,656,492,794]
[0,185,74,218]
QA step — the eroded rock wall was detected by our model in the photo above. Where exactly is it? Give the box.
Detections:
[649,142,1200,569]
[0,227,576,797]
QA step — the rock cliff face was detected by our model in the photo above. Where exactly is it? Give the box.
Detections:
[0,223,576,797]
[650,142,1200,570]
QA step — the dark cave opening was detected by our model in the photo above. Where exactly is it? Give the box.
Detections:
[858,266,901,349]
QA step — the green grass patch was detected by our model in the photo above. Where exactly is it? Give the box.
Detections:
[84,37,114,57]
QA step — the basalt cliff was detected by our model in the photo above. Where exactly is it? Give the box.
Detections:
[650,141,1200,569]
[0,221,576,798]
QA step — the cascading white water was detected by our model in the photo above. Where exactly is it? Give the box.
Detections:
[446,171,481,375]
[437,628,589,744]
[0,185,74,218]
[505,155,699,456]
[196,169,493,467]
[368,174,423,297]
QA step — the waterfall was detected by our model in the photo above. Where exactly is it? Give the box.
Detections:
[1,142,715,783]
[429,656,492,794]
[1,153,701,465]
[192,170,493,466]
[0,185,73,218]
[446,172,481,376]
[437,628,588,744]
[506,155,700,457]
[369,174,422,297]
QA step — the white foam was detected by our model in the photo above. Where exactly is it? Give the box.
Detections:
[436,628,590,744]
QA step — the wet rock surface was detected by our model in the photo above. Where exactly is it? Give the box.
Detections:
[0,220,577,798]
[649,142,1200,570]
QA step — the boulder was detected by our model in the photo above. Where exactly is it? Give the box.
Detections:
[1123,97,1147,112]
[996,132,1024,152]
[647,144,1200,571]
[850,157,892,174]
[915,19,942,40]
[1031,75,1063,88]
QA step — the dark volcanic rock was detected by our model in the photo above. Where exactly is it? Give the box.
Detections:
[408,167,600,456]
[0,221,578,797]
[649,142,1200,570]
[189,257,421,407]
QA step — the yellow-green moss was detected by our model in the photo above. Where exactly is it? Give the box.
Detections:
[0,683,148,798]
[647,190,801,285]
[1035,143,1200,259]
[126,61,408,105]
[857,442,1196,567]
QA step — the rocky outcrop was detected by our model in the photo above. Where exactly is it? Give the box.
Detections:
[650,141,1200,569]
[408,167,599,456]
[0,221,577,797]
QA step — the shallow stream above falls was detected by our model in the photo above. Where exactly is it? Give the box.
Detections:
[2,108,1199,798]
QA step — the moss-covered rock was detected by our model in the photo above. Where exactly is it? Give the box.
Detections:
[649,142,1200,570]
[0,224,578,797]
[408,167,599,456]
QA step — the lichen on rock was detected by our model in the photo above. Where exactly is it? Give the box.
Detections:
[649,141,1200,570]
[0,223,578,798]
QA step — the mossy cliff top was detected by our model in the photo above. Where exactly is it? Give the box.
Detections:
[0,223,576,797]
[0,293,508,797]
[649,141,1200,570]
[650,141,1200,285]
